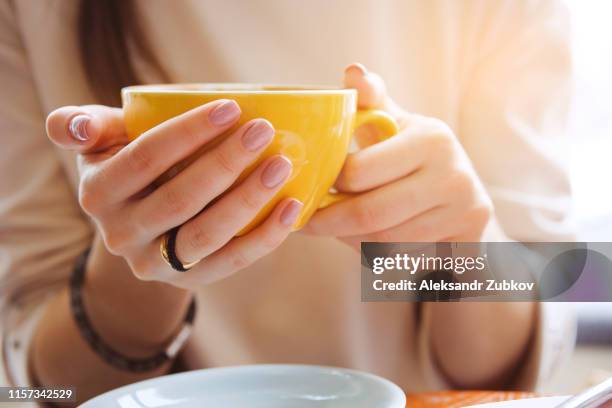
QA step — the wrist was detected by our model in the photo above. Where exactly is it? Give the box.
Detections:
[83,236,192,357]
[430,302,536,388]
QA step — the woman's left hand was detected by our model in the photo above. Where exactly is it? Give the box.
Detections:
[305,64,493,249]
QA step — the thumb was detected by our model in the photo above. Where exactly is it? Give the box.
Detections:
[46,105,128,155]
[344,63,411,131]
[343,63,388,109]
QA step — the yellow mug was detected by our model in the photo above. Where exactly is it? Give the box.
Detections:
[122,84,399,234]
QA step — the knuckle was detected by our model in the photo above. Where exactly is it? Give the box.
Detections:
[428,118,454,135]
[370,228,393,243]
[103,225,136,254]
[470,202,493,227]
[352,202,379,232]
[174,120,203,147]
[129,257,156,281]
[184,224,214,253]
[160,187,194,218]
[78,176,102,215]
[229,249,251,271]
[429,130,453,151]
[125,142,155,173]
[423,120,455,153]
[192,170,216,193]
[213,148,238,176]
[261,229,285,251]
[78,186,97,215]
[236,187,262,212]
[445,171,473,195]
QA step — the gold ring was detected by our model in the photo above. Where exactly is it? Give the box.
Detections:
[160,227,200,272]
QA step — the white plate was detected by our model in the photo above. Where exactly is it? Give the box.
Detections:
[467,396,571,407]
[80,364,406,408]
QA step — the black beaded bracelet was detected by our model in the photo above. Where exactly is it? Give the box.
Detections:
[69,248,196,372]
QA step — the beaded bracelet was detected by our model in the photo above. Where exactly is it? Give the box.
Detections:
[69,248,196,372]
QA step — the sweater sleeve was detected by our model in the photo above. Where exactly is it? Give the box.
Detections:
[0,0,93,388]
[417,0,576,391]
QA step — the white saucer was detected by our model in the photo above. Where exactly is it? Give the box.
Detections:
[79,364,406,407]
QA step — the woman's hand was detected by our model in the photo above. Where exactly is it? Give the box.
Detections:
[305,64,492,248]
[46,100,303,288]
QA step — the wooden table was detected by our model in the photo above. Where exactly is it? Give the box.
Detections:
[405,391,537,407]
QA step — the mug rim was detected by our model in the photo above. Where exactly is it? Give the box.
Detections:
[122,83,357,95]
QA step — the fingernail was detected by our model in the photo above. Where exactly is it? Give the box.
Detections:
[280,199,303,227]
[209,100,240,126]
[242,120,274,151]
[261,156,292,188]
[69,114,91,141]
[345,63,368,76]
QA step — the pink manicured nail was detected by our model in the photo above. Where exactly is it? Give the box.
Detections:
[280,199,303,227]
[242,120,274,151]
[69,114,90,141]
[209,100,240,126]
[345,63,368,76]
[261,156,291,188]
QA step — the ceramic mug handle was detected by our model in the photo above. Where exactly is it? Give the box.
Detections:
[318,109,399,208]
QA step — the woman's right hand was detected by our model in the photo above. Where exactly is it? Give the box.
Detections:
[46,100,302,289]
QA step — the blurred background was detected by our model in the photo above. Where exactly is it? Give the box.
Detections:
[570,0,612,240]
[546,0,612,395]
